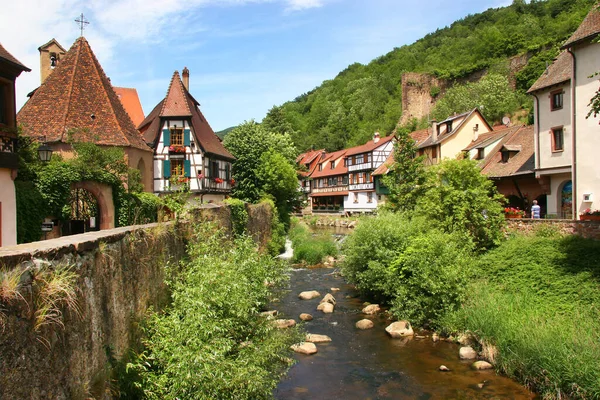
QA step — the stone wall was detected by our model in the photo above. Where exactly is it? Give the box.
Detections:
[506,218,600,240]
[399,72,448,125]
[0,203,272,399]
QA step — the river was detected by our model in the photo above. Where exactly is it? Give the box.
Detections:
[273,230,536,399]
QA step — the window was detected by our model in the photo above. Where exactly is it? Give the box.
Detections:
[432,146,438,159]
[344,158,348,167]
[342,175,348,185]
[171,159,184,176]
[477,148,484,160]
[330,161,335,169]
[446,121,453,133]
[551,127,564,152]
[551,91,563,111]
[170,127,183,145]
[363,154,368,163]
[501,151,509,163]
[353,193,359,203]
[367,192,373,203]
[319,163,323,171]
[208,160,220,178]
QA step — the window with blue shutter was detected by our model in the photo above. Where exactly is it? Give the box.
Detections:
[163,128,170,147]
[163,160,171,178]
[184,159,191,177]
[184,128,191,147]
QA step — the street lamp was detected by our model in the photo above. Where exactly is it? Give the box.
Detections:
[35,136,53,162]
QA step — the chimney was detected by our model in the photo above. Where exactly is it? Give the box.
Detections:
[473,123,480,142]
[182,67,190,91]
[431,119,438,142]
[373,131,380,143]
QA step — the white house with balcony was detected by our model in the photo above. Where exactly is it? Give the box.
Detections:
[138,69,234,203]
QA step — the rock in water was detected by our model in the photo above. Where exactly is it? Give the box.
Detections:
[320,293,336,305]
[355,319,374,330]
[432,333,440,342]
[317,302,334,313]
[439,365,450,372]
[472,361,493,370]
[362,304,381,315]
[385,321,414,338]
[459,346,478,360]
[298,290,320,300]
[306,334,332,343]
[291,342,317,355]
[299,313,313,321]
[273,319,296,329]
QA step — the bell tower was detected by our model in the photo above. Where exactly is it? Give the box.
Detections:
[38,39,66,84]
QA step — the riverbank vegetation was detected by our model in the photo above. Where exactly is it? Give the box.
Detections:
[289,220,337,265]
[116,224,299,399]
[342,155,600,398]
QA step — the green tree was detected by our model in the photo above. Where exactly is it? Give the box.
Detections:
[415,158,505,250]
[382,128,427,213]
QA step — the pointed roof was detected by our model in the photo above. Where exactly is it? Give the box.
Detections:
[114,87,145,127]
[0,43,31,73]
[310,149,348,178]
[17,37,151,151]
[562,4,600,48]
[527,51,572,93]
[416,109,492,149]
[345,135,394,156]
[38,38,67,53]
[138,71,234,160]
[480,126,535,178]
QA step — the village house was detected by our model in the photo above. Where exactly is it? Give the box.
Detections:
[309,149,348,212]
[17,37,154,192]
[296,149,324,196]
[0,44,30,247]
[138,69,234,202]
[528,6,600,219]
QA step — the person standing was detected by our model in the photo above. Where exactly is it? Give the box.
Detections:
[531,200,541,219]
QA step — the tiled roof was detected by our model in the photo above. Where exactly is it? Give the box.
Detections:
[297,149,324,165]
[562,4,600,48]
[416,109,491,149]
[480,126,535,178]
[372,152,395,176]
[345,135,394,156]
[139,71,234,160]
[0,43,30,72]
[310,149,348,178]
[409,128,431,146]
[527,51,572,93]
[114,87,145,127]
[463,126,518,151]
[17,37,150,151]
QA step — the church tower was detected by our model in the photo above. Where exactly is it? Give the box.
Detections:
[38,39,66,84]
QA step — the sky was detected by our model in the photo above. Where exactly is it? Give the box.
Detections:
[2,0,510,132]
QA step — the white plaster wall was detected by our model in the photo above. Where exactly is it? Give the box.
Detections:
[0,169,17,246]
[573,42,600,216]
[372,141,393,168]
[441,113,491,160]
[344,192,378,212]
[536,83,572,170]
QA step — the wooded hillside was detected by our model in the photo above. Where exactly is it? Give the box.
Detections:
[263,0,595,152]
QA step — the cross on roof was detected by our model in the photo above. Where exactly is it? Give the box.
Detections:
[75,13,89,37]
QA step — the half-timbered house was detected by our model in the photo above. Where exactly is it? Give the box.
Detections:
[138,69,234,202]
[309,149,348,213]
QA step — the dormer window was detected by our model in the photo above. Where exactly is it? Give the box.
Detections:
[477,148,484,160]
[170,126,183,146]
[330,161,335,169]
[446,121,453,133]
[318,163,323,171]
[501,151,509,163]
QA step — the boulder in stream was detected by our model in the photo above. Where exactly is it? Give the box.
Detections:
[471,361,493,370]
[320,293,336,305]
[291,342,318,355]
[355,319,374,330]
[362,304,381,315]
[260,310,278,319]
[459,346,478,360]
[306,334,332,343]
[330,287,341,292]
[385,321,414,338]
[439,365,450,372]
[273,319,296,329]
[299,313,313,321]
[317,302,335,313]
[298,290,320,300]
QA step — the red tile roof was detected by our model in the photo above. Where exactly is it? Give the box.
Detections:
[114,87,145,127]
[0,43,30,72]
[527,51,572,93]
[480,126,535,178]
[345,134,394,156]
[138,71,234,160]
[562,4,600,48]
[297,149,324,165]
[409,128,431,146]
[310,149,348,178]
[17,37,150,151]
[463,125,518,151]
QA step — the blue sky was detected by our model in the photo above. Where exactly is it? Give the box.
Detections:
[2,0,510,131]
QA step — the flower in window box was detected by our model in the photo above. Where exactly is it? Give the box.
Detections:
[198,173,204,179]
[169,145,185,153]
[229,179,235,185]
[581,208,600,216]
[176,176,190,184]
[214,177,224,184]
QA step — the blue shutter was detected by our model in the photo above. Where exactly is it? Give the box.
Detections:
[184,159,191,177]
[163,160,171,178]
[184,128,191,146]
[163,128,170,147]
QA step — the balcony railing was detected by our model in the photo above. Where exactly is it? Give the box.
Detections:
[348,162,372,172]
[349,183,374,191]
[312,185,348,194]
[202,178,232,193]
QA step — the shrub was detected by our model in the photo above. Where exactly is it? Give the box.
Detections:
[224,198,249,237]
[289,222,337,265]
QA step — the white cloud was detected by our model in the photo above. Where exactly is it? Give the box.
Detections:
[285,0,324,11]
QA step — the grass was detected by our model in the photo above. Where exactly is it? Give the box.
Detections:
[33,265,80,332]
[289,221,337,265]
[442,233,600,399]
[0,267,25,330]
